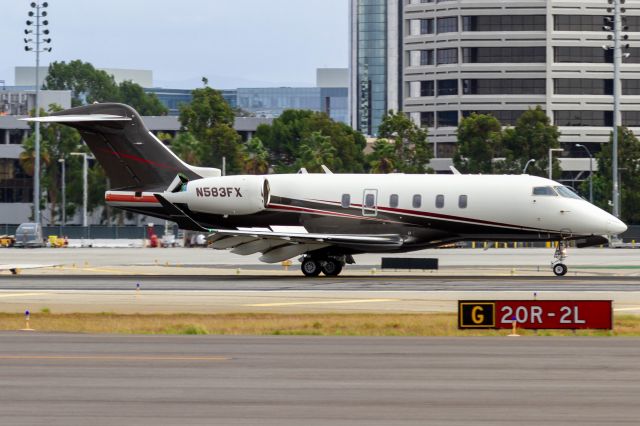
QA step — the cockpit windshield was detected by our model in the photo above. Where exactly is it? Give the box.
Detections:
[532,186,557,196]
[554,186,582,200]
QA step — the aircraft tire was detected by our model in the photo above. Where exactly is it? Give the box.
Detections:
[553,263,568,276]
[321,260,343,277]
[301,258,322,277]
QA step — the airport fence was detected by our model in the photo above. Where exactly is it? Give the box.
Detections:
[0,224,179,239]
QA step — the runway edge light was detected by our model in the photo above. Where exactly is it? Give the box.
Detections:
[21,309,35,331]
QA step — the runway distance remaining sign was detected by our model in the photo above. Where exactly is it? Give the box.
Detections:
[458,300,613,330]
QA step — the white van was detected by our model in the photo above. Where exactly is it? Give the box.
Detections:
[14,223,45,248]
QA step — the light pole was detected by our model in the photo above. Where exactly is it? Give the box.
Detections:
[548,148,563,180]
[576,144,593,203]
[70,152,93,228]
[24,1,52,224]
[523,159,536,174]
[58,158,65,225]
[603,0,629,218]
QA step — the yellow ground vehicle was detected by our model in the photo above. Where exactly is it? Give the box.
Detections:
[0,235,15,247]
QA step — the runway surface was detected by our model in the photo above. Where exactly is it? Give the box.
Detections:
[1,333,639,425]
[1,275,640,314]
[1,274,640,291]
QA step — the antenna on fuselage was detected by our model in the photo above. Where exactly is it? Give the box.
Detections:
[449,166,461,175]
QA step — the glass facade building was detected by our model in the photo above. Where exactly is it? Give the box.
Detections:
[350,0,401,136]
[145,88,238,116]
[236,87,348,123]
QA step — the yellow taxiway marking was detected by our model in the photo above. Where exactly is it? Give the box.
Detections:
[0,293,47,299]
[0,355,228,361]
[244,298,399,307]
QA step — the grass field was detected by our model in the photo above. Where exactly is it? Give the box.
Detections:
[1,312,639,336]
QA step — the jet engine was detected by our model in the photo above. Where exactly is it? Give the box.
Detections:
[163,175,270,216]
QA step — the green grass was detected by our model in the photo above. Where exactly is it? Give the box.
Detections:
[0,313,639,337]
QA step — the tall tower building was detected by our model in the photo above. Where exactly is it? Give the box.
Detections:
[350,0,402,136]
[402,0,640,164]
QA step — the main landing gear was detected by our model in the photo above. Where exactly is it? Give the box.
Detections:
[551,240,568,276]
[300,255,350,277]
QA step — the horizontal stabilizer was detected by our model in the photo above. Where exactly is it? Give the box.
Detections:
[21,114,132,123]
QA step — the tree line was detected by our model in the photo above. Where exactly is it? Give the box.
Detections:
[21,60,640,224]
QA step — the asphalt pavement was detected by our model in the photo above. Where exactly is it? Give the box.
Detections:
[0,333,638,425]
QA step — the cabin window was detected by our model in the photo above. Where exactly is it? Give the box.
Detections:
[458,195,468,209]
[412,194,422,208]
[436,194,445,208]
[390,194,399,208]
[532,186,557,196]
[554,186,582,200]
[341,194,351,208]
[365,193,375,208]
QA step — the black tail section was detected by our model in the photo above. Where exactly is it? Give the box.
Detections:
[50,103,201,191]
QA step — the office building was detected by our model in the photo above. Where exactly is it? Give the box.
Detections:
[15,66,153,88]
[350,0,402,136]
[402,0,640,165]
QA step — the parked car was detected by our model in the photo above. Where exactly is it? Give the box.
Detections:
[13,223,45,248]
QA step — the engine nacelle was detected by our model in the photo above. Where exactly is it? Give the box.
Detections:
[164,175,270,216]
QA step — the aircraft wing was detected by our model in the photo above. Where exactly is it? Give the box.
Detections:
[207,229,404,263]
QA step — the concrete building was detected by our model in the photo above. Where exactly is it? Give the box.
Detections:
[15,66,153,88]
[402,0,640,167]
[0,86,71,117]
[350,0,402,136]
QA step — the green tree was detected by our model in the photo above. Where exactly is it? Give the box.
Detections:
[241,137,270,174]
[377,110,432,173]
[44,60,119,106]
[255,110,366,173]
[453,113,502,173]
[20,105,84,223]
[178,85,243,172]
[294,132,338,173]
[502,106,561,177]
[170,132,206,166]
[117,80,167,116]
[367,139,397,173]
[44,60,168,115]
[591,127,640,224]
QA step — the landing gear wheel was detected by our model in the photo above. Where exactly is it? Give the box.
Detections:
[301,258,321,277]
[553,263,568,277]
[321,260,343,277]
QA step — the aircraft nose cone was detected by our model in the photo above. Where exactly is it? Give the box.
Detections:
[608,218,628,235]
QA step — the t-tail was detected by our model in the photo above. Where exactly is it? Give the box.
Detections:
[23,103,223,223]
[24,102,220,192]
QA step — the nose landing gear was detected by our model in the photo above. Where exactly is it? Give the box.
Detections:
[551,240,568,276]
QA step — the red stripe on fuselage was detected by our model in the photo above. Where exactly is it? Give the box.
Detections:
[105,193,158,203]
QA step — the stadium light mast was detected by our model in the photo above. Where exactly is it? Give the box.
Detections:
[24,1,52,224]
[603,0,628,219]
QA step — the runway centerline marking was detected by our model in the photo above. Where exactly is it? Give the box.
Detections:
[0,292,48,298]
[244,298,399,307]
[0,355,228,362]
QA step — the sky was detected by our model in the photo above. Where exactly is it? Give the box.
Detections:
[1,0,349,89]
